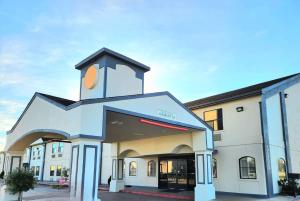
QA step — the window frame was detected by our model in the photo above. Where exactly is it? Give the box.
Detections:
[129,161,137,176]
[147,160,156,177]
[35,166,40,176]
[56,165,62,176]
[50,165,55,176]
[203,108,223,131]
[52,143,57,154]
[239,156,257,179]
[58,142,64,153]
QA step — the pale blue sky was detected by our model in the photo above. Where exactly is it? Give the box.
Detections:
[0,0,300,146]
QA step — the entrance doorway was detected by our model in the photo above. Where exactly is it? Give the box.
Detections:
[158,155,195,190]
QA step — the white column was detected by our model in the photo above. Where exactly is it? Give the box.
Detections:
[193,130,216,201]
[195,151,215,201]
[69,138,101,201]
[109,143,125,192]
[109,157,125,192]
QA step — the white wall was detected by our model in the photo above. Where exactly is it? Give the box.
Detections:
[284,82,300,173]
[213,144,266,195]
[124,157,158,187]
[106,64,143,97]
[43,142,71,181]
[192,96,268,195]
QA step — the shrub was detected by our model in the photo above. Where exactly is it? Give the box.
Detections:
[278,178,298,197]
[5,168,35,201]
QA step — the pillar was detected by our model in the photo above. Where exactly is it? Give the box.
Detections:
[69,138,101,201]
[193,130,216,201]
[109,143,125,192]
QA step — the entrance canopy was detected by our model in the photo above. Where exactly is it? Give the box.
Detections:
[5,91,213,152]
[103,107,201,143]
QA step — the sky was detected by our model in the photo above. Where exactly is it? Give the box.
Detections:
[0,0,300,149]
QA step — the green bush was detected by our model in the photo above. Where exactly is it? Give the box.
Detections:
[5,168,35,201]
[278,178,299,197]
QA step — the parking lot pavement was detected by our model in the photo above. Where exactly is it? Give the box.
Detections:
[22,185,300,201]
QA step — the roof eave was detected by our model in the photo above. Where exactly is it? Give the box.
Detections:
[75,47,151,71]
[187,91,262,110]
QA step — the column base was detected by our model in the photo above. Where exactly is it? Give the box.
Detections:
[109,180,125,192]
[0,185,19,201]
[194,184,216,201]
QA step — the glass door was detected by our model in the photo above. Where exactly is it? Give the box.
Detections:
[159,159,188,190]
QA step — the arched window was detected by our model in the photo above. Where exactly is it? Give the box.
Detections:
[212,158,217,178]
[147,160,156,177]
[278,158,286,181]
[239,156,256,179]
[129,161,137,176]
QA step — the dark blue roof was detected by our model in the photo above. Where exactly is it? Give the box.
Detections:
[75,47,150,71]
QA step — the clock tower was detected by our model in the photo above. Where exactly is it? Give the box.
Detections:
[75,48,150,100]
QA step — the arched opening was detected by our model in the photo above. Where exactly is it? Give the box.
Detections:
[2,129,70,178]
[278,158,287,181]
[119,149,140,158]
[172,144,193,154]
[6,129,70,152]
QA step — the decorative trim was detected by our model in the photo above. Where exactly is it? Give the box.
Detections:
[207,154,212,184]
[98,142,103,185]
[81,145,98,201]
[117,159,124,180]
[41,143,47,181]
[262,74,300,98]
[69,134,102,140]
[103,66,108,98]
[70,145,79,196]
[196,154,205,184]
[112,159,116,180]
[259,101,273,197]
[279,92,291,173]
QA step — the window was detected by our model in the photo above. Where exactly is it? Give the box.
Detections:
[58,142,64,153]
[212,158,217,178]
[35,166,40,176]
[147,160,156,177]
[57,165,62,176]
[52,143,57,154]
[239,157,257,179]
[31,166,35,174]
[278,158,286,181]
[32,148,36,159]
[50,165,55,176]
[37,148,40,156]
[129,161,137,176]
[204,109,223,131]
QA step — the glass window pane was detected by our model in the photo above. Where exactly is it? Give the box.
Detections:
[129,161,137,176]
[240,157,256,179]
[204,110,217,121]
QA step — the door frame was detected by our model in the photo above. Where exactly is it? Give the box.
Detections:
[158,154,195,190]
